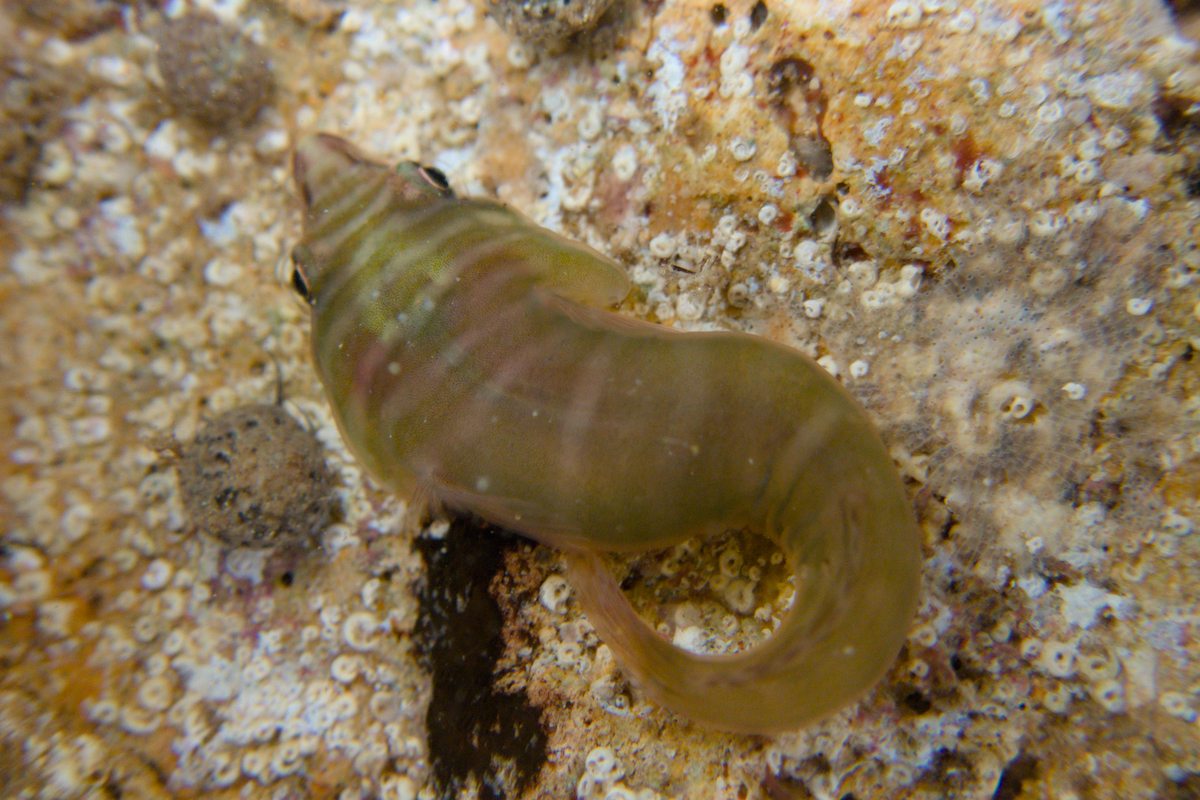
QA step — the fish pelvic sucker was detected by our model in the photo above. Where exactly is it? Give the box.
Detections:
[292,133,923,733]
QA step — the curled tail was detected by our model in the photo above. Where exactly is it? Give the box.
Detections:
[566,434,919,733]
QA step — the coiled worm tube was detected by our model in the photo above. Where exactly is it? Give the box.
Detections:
[292,133,921,733]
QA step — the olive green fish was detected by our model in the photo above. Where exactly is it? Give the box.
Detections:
[292,133,921,733]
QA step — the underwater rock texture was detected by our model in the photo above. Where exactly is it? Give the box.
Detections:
[478,0,618,45]
[0,0,1198,797]
[153,13,276,130]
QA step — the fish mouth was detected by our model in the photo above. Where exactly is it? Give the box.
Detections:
[292,145,314,207]
[292,133,364,208]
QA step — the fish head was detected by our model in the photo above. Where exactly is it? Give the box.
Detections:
[291,133,456,298]
[293,133,454,210]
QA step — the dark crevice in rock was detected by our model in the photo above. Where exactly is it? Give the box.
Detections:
[414,516,549,800]
[766,56,834,181]
[992,753,1038,800]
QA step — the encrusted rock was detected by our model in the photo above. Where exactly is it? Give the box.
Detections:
[480,0,617,45]
[11,0,122,39]
[0,126,41,205]
[272,0,346,29]
[152,14,275,130]
[176,404,335,548]
[0,50,85,203]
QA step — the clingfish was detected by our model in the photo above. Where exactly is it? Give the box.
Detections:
[291,133,922,733]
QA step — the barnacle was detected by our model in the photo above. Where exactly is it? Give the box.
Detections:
[292,133,921,733]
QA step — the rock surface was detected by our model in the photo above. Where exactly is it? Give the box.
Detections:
[0,0,1198,797]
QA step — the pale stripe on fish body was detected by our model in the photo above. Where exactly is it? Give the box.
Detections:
[292,133,922,733]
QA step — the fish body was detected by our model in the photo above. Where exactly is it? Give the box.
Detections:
[293,133,922,733]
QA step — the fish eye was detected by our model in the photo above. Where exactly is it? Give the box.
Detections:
[289,246,313,303]
[291,267,312,303]
[419,165,451,190]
